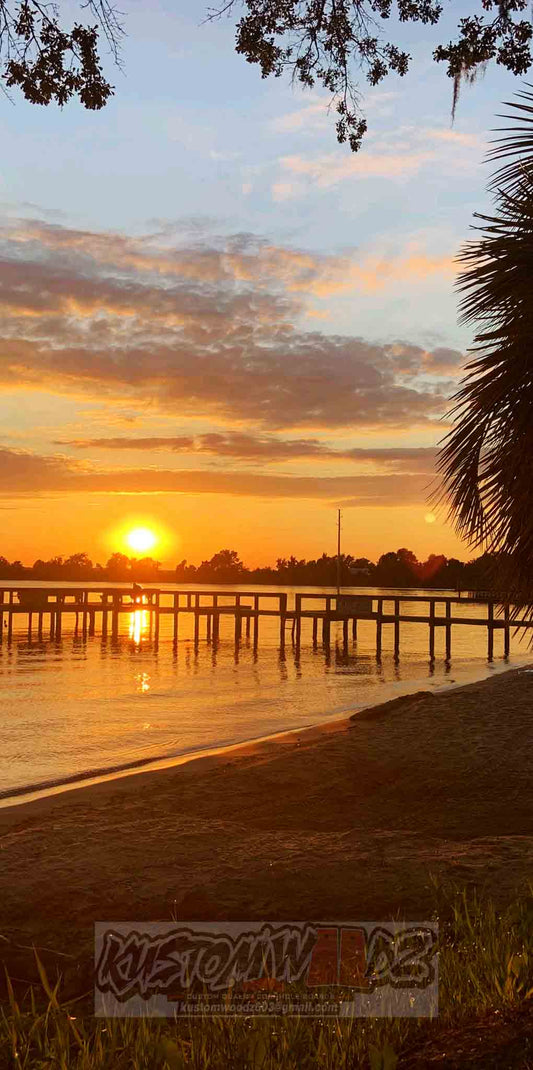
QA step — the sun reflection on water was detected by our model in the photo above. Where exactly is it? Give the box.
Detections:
[129,609,150,644]
[136,672,151,693]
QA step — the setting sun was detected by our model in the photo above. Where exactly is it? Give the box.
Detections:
[126,527,158,554]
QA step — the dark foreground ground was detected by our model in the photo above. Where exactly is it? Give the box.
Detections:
[0,668,532,1064]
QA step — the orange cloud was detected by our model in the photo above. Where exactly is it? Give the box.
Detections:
[0,220,461,433]
[0,446,432,504]
[280,150,435,188]
[55,433,436,470]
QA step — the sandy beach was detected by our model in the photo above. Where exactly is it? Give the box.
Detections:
[1,668,532,999]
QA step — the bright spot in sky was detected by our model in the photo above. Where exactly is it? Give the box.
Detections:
[424,513,436,524]
[126,526,157,553]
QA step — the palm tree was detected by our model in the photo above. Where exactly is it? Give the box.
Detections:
[438,84,533,606]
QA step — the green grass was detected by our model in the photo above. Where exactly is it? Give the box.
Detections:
[1,887,532,1069]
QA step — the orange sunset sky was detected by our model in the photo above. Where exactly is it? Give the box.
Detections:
[0,0,513,569]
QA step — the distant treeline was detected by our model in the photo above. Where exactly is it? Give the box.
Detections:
[0,547,502,591]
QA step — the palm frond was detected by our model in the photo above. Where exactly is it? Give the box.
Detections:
[437,85,533,610]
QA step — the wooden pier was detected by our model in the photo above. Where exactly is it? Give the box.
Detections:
[0,587,527,661]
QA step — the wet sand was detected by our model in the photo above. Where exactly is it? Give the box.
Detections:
[0,668,532,996]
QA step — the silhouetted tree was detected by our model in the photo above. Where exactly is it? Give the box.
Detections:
[64,552,93,578]
[131,556,161,580]
[0,0,120,108]
[211,0,533,150]
[0,544,504,590]
[197,549,246,582]
[105,552,131,580]
[438,86,533,607]
[376,549,420,586]
[5,1,533,154]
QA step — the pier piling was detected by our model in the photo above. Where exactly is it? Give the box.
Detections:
[394,598,400,661]
[376,598,383,660]
[429,600,436,661]
[0,587,521,664]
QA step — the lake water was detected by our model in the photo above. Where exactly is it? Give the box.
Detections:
[1,583,529,803]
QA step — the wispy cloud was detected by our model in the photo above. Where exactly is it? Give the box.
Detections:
[0,446,432,505]
[55,433,436,470]
[274,124,482,194]
[280,149,435,189]
[269,99,331,135]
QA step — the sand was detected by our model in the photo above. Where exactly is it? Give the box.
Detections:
[0,668,532,997]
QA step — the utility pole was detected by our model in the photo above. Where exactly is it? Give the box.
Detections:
[336,508,341,596]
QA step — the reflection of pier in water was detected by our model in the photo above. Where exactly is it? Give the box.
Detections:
[0,587,527,662]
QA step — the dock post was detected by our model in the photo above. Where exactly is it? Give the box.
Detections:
[504,603,510,658]
[245,612,251,639]
[154,592,160,644]
[394,598,400,661]
[295,593,302,648]
[234,595,242,645]
[0,590,3,642]
[429,600,435,661]
[38,612,43,640]
[88,609,95,637]
[445,601,452,661]
[193,593,200,645]
[111,593,119,641]
[101,594,108,640]
[342,618,349,652]
[352,617,357,642]
[55,607,62,640]
[173,593,179,645]
[49,606,55,641]
[253,595,259,648]
[488,602,494,661]
[206,612,212,641]
[323,597,331,647]
[213,594,219,645]
[7,591,14,642]
[376,598,383,660]
[312,616,318,647]
[279,593,287,651]
[28,611,32,640]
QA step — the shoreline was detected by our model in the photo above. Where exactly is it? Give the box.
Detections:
[0,662,529,824]
[1,656,527,812]
[1,666,532,998]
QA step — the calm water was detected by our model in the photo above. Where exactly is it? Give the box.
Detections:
[0,583,528,802]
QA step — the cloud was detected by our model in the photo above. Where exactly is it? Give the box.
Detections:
[55,432,436,470]
[0,446,431,505]
[425,128,480,148]
[423,347,465,373]
[0,219,460,432]
[269,99,331,135]
[275,125,481,194]
[271,182,298,202]
[280,150,435,189]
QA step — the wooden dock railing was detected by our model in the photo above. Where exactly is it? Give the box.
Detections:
[0,587,528,661]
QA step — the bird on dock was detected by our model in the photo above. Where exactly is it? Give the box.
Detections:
[132,582,143,604]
